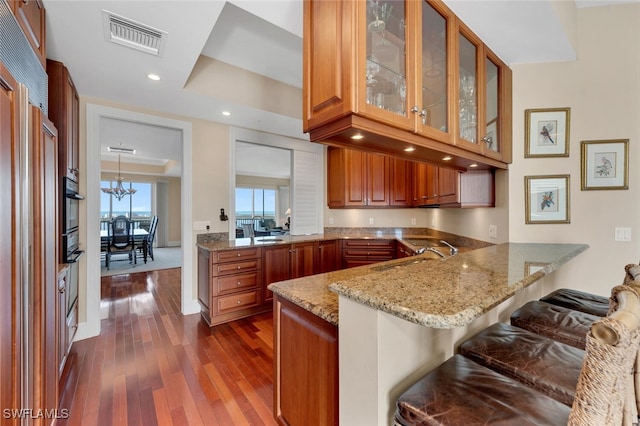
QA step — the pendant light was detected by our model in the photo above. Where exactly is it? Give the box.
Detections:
[101,154,137,201]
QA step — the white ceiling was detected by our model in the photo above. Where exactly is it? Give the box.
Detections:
[43,0,639,177]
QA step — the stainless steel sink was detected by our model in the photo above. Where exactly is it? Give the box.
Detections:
[402,237,443,248]
[252,237,284,244]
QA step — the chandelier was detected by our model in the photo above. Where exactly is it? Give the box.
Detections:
[101,154,137,201]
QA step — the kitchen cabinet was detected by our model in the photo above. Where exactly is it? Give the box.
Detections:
[316,239,340,274]
[412,163,493,207]
[10,0,46,67]
[342,239,396,269]
[57,266,70,378]
[273,295,338,426]
[327,147,390,207]
[31,106,59,419]
[47,59,80,182]
[197,246,269,327]
[327,147,411,208]
[303,0,512,170]
[0,61,22,426]
[263,242,317,303]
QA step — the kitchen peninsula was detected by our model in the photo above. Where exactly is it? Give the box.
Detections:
[268,241,588,426]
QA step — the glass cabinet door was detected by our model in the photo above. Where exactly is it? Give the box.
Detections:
[458,32,478,146]
[364,0,409,122]
[483,57,500,156]
[416,1,449,137]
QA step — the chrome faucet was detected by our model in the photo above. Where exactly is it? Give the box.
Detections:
[424,247,447,258]
[439,240,458,256]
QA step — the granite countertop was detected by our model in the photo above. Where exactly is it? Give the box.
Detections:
[269,243,588,328]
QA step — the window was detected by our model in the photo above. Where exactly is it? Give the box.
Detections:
[235,187,276,219]
[101,180,152,220]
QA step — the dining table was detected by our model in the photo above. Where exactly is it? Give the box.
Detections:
[100,228,149,263]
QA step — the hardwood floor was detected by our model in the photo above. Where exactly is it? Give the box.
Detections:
[58,268,277,425]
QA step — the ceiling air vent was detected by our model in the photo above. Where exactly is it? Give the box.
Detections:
[102,10,167,56]
[108,146,136,155]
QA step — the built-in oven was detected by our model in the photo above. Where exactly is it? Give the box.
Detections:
[62,177,84,313]
[63,177,83,232]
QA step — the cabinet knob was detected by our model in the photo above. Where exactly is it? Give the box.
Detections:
[481,135,494,146]
[237,281,241,286]
[421,195,427,199]
[237,266,241,270]
[237,253,241,257]
[236,300,241,305]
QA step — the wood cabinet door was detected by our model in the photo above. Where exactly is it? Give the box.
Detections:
[291,242,316,279]
[425,164,439,205]
[57,268,68,377]
[366,152,389,207]
[263,245,291,303]
[12,0,46,67]
[437,167,459,204]
[344,149,366,206]
[275,296,338,426]
[31,107,58,416]
[0,61,21,426]
[326,147,345,208]
[317,240,339,274]
[390,157,412,207]
[412,162,428,206]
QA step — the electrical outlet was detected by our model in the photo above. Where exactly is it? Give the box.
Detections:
[411,217,417,226]
[488,224,497,238]
[369,217,375,225]
[328,217,334,225]
[193,221,209,231]
[615,227,632,242]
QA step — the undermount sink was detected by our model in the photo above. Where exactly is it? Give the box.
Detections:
[402,237,443,248]
[252,237,284,244]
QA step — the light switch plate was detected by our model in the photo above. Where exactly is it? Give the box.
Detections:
[369,217,375,225]
[411,218,416,225]
[489,224,497,238]
[615,227,632,242]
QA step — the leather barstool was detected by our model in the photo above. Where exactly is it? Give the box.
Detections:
[540,288,609,317]
[510,300,599,349]
[459,322,584,406]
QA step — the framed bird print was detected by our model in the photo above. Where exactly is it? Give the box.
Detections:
[524,108,571,157]
[581,139,629,190]
[525,175,570,224]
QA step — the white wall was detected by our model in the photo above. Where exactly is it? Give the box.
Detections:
[509,3,640,297]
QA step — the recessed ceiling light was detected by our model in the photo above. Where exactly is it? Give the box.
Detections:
[404,146,415,152]
[147,73,160,81]
[442,156,452,161]
[350,133,364,140]
[469,163,478,168]
[222,111,231,116]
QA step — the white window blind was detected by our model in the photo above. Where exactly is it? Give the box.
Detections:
[291,150,321,235]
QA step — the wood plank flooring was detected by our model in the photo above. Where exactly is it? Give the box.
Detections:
[58,268,277,425]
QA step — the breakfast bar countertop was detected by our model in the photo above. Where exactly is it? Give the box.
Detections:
[268,243,589,328]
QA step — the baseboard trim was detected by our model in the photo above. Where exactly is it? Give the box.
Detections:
[166,241,181,247]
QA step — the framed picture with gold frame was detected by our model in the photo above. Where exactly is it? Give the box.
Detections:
[525,175,570,224]
[524,108,571,158]
[580,139,629,190]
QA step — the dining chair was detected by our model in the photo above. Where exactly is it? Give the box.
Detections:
[138,216,158,263]
[106,216,136,269]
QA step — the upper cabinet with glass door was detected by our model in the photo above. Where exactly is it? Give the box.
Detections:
[455,20,512,162]
[303,0,512,169]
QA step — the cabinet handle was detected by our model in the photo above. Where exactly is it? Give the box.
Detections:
[418,108,427,125]
[421,195,427,199]
[58,287,65,294]
[481,135,494,146]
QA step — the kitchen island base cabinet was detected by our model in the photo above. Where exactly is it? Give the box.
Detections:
[274,295,338,426]
[198,246,270,327]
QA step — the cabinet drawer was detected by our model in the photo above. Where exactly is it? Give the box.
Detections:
[215,291,259,314]
[343,248,395,258]
[213,247,261,263]
[215,272,260,296]
[342,239,395,249]
[213,258,262,276]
